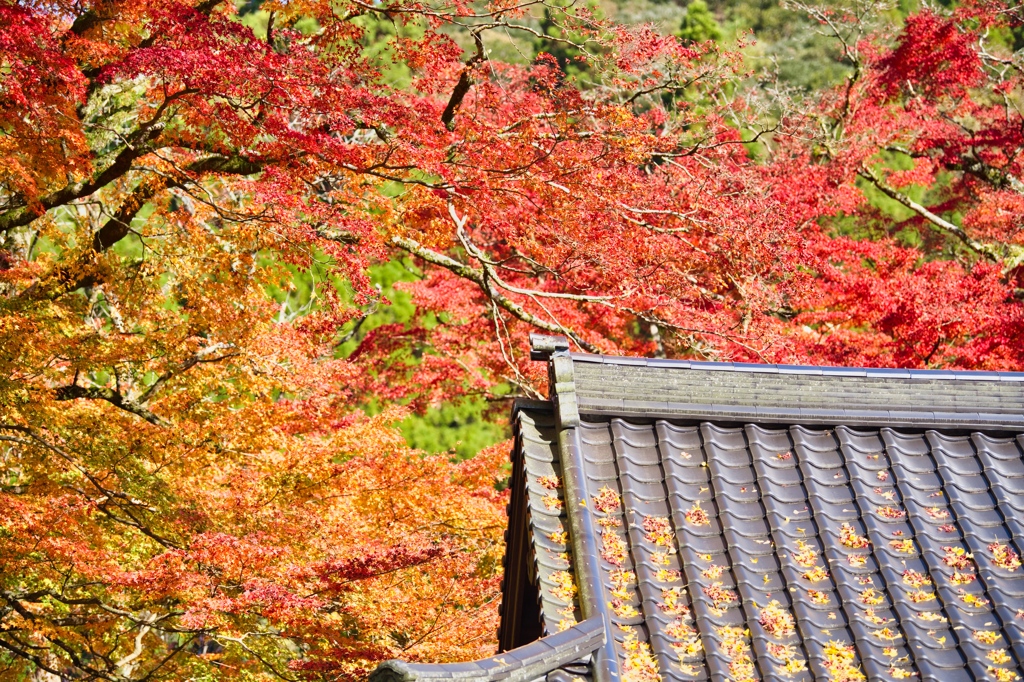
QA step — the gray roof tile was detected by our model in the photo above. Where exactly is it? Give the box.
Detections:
[535,412,1024,681]
[495,345,1024,682]
[377,342,1024,682]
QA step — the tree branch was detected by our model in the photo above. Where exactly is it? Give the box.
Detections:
[71,0,226,36]
[0,638,68,679]
[441,31,486,131]
[859,165,1003,261]
[390,234,600,352]
[0,141,156,234]
[115,619,153,676]
[137,343,238,404]
[18,155,263,299]
[55,385,167,427]
[0,87,213,235]
[218,635,298,682]
[93,155,262,253]
[949,155,1024,195]
[449,204,613,303]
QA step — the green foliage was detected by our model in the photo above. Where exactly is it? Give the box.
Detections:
[609,0,692,30]
[334,259,422,356]
[533,0,607,77]
[400,396,509,460]
[351,13,427,90]
[267,257,507,458]
[676,0,723,44]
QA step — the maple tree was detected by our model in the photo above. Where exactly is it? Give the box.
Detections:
[775,0,1024,368]
[1,0,1023,679]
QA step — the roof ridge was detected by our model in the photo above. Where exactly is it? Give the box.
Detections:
[571,352,1024,382]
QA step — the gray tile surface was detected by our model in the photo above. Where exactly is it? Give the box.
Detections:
[534,414,1024,682]
[518,408,582,636]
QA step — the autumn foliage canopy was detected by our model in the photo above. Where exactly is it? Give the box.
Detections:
[0,0,1022,678]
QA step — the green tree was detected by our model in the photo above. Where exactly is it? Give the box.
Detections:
[676,0,723,44]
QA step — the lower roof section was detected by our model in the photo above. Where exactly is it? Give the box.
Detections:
[370,617,604,682]
[570,415,1024,682]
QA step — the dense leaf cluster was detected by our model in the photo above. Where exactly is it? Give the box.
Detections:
[0,0,1022,678]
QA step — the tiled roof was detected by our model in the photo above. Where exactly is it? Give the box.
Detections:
[564,415,1024,682]
[372,616,604,682]
[507,406,582,637]
[371,336,1024,682]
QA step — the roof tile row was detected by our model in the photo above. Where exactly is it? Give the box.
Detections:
[531,414,1024,682]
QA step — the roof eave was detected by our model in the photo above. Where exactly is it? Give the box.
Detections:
[368,617,605,682]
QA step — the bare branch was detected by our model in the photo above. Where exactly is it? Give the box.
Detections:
[390,233,600,352]
[858,165,1014,263]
